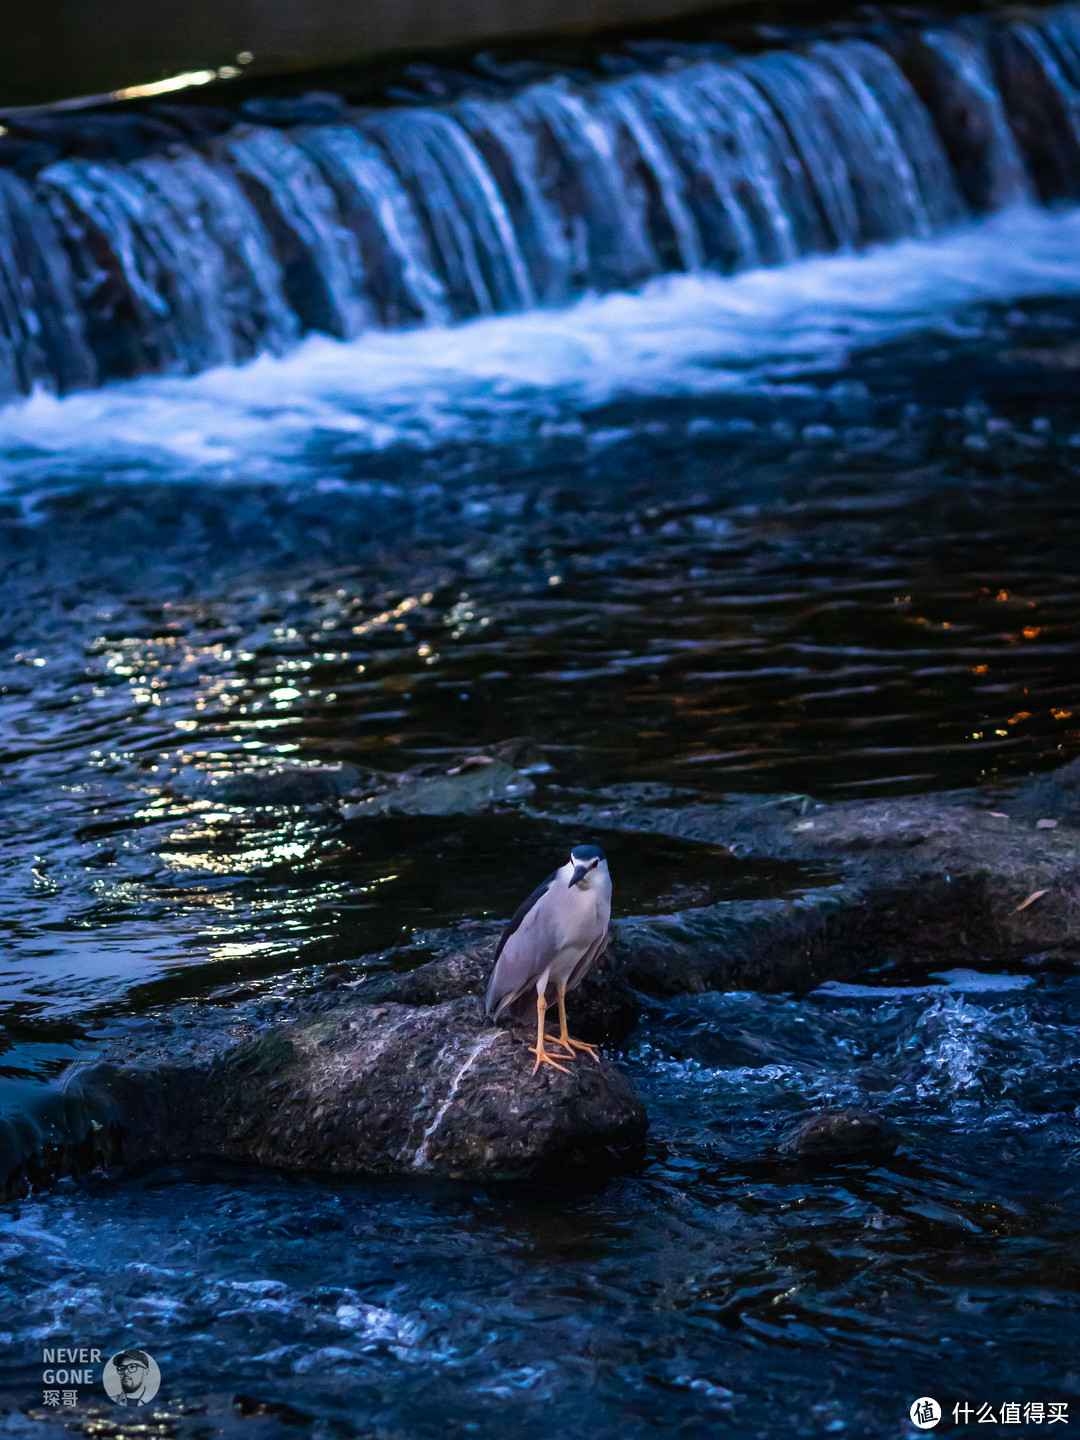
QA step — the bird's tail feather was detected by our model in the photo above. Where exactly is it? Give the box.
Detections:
[490,982,565,1025]
[487,984,531,1021]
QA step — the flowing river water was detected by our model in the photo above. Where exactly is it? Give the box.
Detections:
[2,7,1080,1433]
[0,234,1079,1436]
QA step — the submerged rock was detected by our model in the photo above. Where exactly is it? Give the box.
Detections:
[341,760,534,818]
[780,1108,900,1160]
[83,996,646,1183]
[179,762,366,806]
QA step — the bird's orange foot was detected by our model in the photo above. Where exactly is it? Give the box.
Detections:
[555,1034,601,1064]
[529,1043,571,1076]
[544,1030,575,1055]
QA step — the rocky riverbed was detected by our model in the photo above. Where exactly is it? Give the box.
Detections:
[6,750,1077,1198]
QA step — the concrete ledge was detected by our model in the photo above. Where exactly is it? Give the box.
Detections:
[5,0,714,109]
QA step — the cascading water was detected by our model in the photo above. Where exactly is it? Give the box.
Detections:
[912,27,1033,212]
[37,151,301,380]
[5,2,1080,397]
[360,108,534,318]
[0,169,96,397]
[296,126,449,326]
[222,127,368,340]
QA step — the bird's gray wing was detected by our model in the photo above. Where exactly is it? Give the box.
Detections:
[485,873,560,1016]
[565,926,609,993]
[491,870,556,968]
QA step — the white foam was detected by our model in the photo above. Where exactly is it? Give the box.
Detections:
[816,970,1032,998]
[4,204,1080,493]
[929,968,1033,992]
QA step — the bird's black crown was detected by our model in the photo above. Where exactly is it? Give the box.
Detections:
[570,844,606,862]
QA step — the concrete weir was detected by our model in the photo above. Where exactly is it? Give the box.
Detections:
[3,757,1080,1197]
[2,2,1078,401]
[6,0,708,108]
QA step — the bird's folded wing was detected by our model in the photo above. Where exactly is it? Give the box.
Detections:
[485,888,561,1016]
[565,927,609,993]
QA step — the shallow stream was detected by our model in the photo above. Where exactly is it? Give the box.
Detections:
[1,217,1080,1434]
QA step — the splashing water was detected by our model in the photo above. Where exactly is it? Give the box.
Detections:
[2,203,1080,495]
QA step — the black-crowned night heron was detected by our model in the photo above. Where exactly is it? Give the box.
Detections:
[485,844,611,1074]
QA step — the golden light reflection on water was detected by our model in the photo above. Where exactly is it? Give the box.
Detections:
[158,838,313,873]
[27,558,1080,851]
[350,593,434,638]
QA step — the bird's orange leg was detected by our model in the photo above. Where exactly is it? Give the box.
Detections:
[529,991,570,1075]
[548,982,601,1064]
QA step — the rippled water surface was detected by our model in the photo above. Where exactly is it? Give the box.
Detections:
[1,977,1078,1437]
[2,220,1080,1434]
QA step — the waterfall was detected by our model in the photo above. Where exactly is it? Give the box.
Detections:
[296,126,448,326]
[454,98,580,305]
[360,109,534,317]
[905,28,1033,213]
[222,127,368,339]
[5,2,1080,397]
[38,151,299,381]
[0,169,96,400]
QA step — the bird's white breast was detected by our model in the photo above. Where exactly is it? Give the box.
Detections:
[552,873,610,954]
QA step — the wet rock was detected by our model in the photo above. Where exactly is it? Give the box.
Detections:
[1006,756,1080,827]
[611,890,857,997]
[0,1066,123,1201]
[780,1108,900,1161]
[553,779,1080,994]
[85,996,647,1182]
[341,759,534,818]
[991,27,1080,201]
[179,762,366,807]
[890,27,1029,215]
[449,736,548,771]
[356,945,493,1009]
[355,934,639,1043]
[240,93,347,126]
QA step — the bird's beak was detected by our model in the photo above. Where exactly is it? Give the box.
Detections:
[569,863,589,887]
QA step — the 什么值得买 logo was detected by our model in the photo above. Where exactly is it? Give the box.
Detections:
[909,1397,942,1430]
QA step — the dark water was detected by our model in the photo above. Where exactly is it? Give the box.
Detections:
[0,975,1077,1437]
[2,266,1080,1431]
